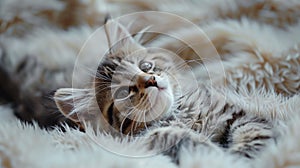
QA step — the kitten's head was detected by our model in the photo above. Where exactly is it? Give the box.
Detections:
[54,20,186,135]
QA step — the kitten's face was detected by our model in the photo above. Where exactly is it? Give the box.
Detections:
[95,48,180,134]
[54,20,189,135]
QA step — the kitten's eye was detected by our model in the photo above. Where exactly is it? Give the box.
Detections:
[114,87,130,99]
[140,62,153,72]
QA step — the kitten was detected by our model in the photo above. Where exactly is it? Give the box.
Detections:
[54,20,276,163]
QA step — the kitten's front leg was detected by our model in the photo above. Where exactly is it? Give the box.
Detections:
[144,124,218,164]
[228,117,275,159]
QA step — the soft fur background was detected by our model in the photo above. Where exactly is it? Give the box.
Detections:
[0,0,300,167]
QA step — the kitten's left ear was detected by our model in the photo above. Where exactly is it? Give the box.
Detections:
[54,88,94,124]
[54,88,109,131]
[54,88,81,122]
[104,19,144,54]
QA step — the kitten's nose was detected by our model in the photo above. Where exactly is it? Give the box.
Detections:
[145,76,157,88]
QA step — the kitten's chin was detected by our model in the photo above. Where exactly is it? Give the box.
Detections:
[145,86,174,122]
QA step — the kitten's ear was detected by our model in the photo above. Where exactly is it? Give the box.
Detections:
[54,88,87,123]
[104,19,144,54]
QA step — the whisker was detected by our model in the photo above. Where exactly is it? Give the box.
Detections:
[130,114,138,135]
[175,44,190,55]
[94,85,112,94]
[119,107,135,133]
[143,110,149,132]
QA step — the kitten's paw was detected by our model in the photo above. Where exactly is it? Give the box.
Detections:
[228,119,274,159]
[147,126,190,151]
[145,125,216,163]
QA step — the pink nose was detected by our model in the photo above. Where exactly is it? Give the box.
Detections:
[145,76,157,88]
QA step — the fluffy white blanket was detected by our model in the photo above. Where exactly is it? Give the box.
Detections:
[1,0,300,168]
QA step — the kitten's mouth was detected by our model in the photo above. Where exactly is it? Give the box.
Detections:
[144,77,166,91]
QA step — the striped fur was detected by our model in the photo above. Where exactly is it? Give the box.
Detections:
[143,86,276,163]
[54,20,278,164]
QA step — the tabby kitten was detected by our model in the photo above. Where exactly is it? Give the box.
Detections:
[54,20,276,162]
